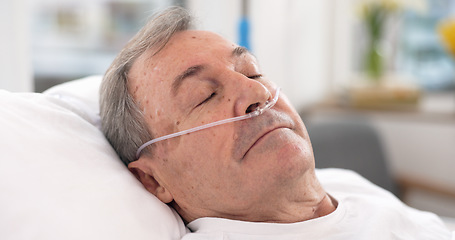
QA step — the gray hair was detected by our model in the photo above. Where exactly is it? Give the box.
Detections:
[100,6,192,165]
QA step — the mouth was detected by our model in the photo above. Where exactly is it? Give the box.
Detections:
[232,109,296,161]
[242,125,288,159]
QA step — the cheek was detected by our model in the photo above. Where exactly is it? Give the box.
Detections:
[156,121,181,152]
[159,141,227,202]
[182,129,231,162]
[155,109,239,189]
[277,97,309,137]
[148,106,184,152]
[166,127,234,176]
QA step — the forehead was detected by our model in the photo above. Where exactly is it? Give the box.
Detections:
[129,30,239,98]
[162,30,236,56]
[149,30,236,71]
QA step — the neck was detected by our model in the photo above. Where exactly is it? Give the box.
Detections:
[308,193,338,220]
[230,171,337,223]
[177,170,337,224]
[261,191,337,224]
[258,169,337,223]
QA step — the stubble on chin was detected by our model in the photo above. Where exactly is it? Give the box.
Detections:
[231,110,299,161]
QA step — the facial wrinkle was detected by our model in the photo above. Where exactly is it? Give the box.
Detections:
[231,110,295,161]
[153,115,182,153]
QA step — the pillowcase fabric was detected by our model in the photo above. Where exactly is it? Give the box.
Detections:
[0,76,187,240]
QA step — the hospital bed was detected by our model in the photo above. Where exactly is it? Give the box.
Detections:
[1,76,453,239]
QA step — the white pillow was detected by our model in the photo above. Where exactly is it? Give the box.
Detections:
[0,76,187,240]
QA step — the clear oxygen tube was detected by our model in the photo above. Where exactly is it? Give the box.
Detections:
[136,87,281,159]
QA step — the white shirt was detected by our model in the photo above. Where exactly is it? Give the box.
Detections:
[183,169,454,240]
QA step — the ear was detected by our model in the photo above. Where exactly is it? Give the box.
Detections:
[128,159,174,204]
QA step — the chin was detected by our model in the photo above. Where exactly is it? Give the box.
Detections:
[261,139,314,179]
[278,140,314,171]
[242,127,314,173]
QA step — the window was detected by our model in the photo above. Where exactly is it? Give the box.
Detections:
[396,0,455,90]
[31,0,178,92]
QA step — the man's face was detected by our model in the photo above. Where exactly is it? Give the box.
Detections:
[129,30,315,221]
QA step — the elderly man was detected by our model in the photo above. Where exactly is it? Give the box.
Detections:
[100,7,452,239]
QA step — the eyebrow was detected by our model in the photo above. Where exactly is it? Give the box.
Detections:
[232,46,249,57]
[171,47,250,96]
[172,65,205,96]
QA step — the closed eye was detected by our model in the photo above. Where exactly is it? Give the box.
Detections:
[196,92,216,107]
[248,74,263,79]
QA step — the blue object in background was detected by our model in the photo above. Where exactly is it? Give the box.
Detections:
[238,0,251,51]
[396,0,455,90]
[238,16,251,50]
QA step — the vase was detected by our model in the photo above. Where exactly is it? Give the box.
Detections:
[365,39,384,81]
[362,4,387,82]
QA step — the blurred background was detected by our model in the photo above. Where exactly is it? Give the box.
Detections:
[1,0,455,220]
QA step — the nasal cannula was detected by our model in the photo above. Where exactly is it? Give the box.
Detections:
[136,87,280,159]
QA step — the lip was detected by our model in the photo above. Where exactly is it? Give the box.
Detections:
[232,109,296,161]
[242,125,288,159]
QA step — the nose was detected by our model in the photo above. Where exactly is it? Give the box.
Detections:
[234,79,272,117]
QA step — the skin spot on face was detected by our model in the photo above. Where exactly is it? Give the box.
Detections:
[156,120,181,153]
[233,133,238,141]
[164,122,177,136]
[127,30,317,223]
